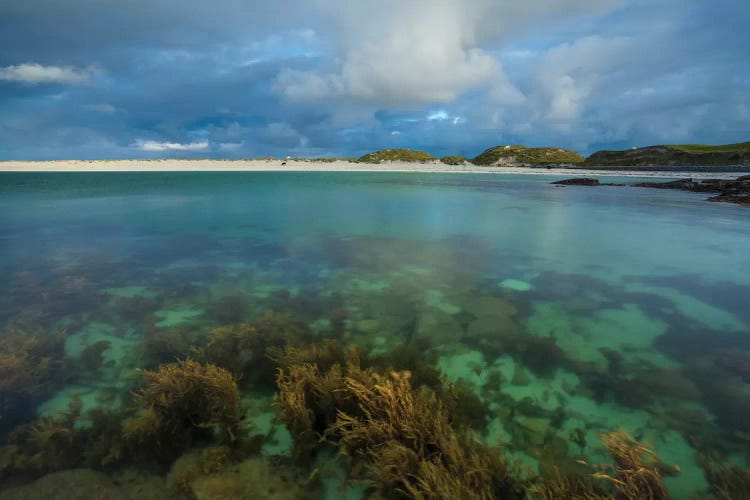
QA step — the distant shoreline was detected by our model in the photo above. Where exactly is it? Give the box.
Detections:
[0,159,747,179]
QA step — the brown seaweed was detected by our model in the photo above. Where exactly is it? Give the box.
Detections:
[125,359,242,463]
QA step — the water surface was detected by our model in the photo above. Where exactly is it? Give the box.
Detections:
[1,172,748,497]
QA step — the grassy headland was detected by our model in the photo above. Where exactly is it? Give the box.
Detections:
[472,145,584,166]
[583,142,750,167]
[357,148,436,163]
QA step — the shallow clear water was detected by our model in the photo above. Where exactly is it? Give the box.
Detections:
[1,171,749,497]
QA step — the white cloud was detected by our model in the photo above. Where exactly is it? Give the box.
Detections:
[427,110,450,121]
[275,0,623,106]
[534,35,634,127]
[0,63,95,84]
[133,140,209,151]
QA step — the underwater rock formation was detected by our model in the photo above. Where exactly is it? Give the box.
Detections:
[0,468,138,500]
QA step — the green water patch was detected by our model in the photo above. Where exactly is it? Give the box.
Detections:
[154,307,204,327]
[424,289,462,314]
[642,429,709,497]
[624,283,748,333]
[499,278,534,292]
[241,395,293,457]
[37,385,122,424]
[101,285,156,298]
[64,321,140,372]
[526,301,678,369]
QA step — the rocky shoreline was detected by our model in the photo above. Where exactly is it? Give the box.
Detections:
[552,175,750,206]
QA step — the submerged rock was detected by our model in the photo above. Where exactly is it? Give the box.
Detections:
[0,469,137,500]
[190,457,313,500]
[415,310,464,344]
[463,295,518,318]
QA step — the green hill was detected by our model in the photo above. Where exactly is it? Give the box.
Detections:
[668,142,750,154]
[472,145,584,166]
[357,149,436,163]
[584,142,750,167]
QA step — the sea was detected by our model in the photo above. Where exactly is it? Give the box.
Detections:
[0,171,748,498]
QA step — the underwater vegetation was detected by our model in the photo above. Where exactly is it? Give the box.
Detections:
[528,430,677,500]
[203,311,312,386]
[208,294,248,324]
[594,430,679,499]
[331,370,519,499]
[115,295,161,324]
[0,327,67,433]
[125,359,242,464]
[0,306,716,500]
[0,394,82,479]
[698,453,750,500]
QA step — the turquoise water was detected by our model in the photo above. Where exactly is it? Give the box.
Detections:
[1,172,749,497]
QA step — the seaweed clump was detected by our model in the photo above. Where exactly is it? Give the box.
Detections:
[275,349,520,499]
[204,311,310,386]
[529,430,678,499]
[333,370,517,499]
[274,352,366,461]
[0,328,67,433]
[0,395,82,479]
[124,359,242,464]
[595,429,678,499]
[698,453,750,500]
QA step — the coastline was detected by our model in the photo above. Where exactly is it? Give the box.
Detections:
[0,159,746,179]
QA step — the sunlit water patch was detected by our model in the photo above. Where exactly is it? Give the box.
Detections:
[0,172,748,498]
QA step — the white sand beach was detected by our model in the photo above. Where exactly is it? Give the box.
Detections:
[0,159,745,179]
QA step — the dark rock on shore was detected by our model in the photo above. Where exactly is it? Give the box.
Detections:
[551,178,626,187]
[635,177,750,206]
[551,178,600,186]
[633,179,697,190]
[551,175,750,207]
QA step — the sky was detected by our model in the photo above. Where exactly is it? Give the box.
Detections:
[0,0,748,160]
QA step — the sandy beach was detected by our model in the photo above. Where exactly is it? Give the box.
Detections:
[1,159,747,179]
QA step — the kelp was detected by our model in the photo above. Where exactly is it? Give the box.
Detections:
[332,370,518,499]
[529,430,678,499]
[698,452,750,500]
[208,294,249,324]
[0,327,67,434]
[275,359,370,461]
[268,338,360,373]
[526,465,608,499]
[136,324,200,368]
[125,359,242,463]
[203,311,311,386]
[0,395,82,479]
[594,430,678,499]
[275,352,519,499]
